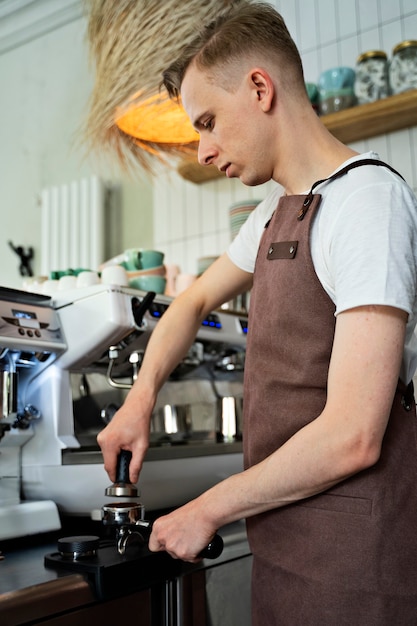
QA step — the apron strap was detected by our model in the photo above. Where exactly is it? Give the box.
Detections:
[310,158,405,195]
[298,158,406,220]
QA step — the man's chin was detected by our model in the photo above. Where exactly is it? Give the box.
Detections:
[239,172,269,187]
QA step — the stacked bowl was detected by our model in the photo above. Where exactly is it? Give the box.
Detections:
[318,66,356,115]
[229,200,261,240]
[125,249,166,293]
[197,255,219,276]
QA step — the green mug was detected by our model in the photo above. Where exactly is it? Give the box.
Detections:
[139,249,165,269]
[124,249,142,270]
[129,275,166,294]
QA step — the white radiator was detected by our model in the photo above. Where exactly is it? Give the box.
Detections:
[40,177,106,275]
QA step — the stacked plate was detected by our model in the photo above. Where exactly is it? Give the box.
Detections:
[197,256,219,276]
[229,200,261,239]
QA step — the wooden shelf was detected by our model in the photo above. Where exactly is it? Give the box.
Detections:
[177,89,417,183]
[321,88,417,143]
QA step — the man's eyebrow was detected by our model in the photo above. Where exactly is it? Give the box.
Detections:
[193,111,210,130]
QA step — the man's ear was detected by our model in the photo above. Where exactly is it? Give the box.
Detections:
[249,69,274,112]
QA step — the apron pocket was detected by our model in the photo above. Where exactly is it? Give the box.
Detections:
[297,492,372,516]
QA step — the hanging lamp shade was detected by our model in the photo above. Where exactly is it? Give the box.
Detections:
[115,92,199,145]
[83,0,239,176]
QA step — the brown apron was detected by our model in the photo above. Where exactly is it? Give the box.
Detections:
[243,162,417,624]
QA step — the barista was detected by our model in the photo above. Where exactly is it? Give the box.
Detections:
[98,2,417,623]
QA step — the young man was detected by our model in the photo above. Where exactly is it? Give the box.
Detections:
[98,2,417,622]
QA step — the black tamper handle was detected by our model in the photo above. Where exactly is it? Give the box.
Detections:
[105,450,138,497]
[116,449,132,484]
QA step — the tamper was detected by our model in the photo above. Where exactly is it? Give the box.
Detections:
[105,449,138,498]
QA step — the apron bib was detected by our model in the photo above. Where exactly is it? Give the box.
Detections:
[243,161,417,624]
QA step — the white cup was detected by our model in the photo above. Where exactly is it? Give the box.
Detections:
[42,279,59,295]
[164,264,180,297]
[23,276,47,293]
[101,265,128,286]
[58,275,77,290]
[76,270,100,288]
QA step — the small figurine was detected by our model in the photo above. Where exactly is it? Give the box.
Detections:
[8,241,34,277]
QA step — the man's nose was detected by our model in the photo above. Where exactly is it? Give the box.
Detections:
[198,138,217,166]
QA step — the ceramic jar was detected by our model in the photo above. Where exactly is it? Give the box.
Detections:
[389,40,417,94]
[354,50,389,104]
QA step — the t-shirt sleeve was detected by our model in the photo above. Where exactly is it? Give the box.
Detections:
[329,181,417,317]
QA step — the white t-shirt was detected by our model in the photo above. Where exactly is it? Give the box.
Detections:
[228,152,417,383]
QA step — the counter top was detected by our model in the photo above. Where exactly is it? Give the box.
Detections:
[0,532,95,625]
[0,518,250,625]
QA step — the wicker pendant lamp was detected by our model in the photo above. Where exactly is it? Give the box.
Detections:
[83,0,238,177]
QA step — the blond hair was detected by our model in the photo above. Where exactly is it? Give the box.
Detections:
[163,1,304,98]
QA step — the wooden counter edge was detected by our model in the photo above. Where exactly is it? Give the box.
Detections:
[0,574,95,625]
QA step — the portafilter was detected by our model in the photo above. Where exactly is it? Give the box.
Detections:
[103,450,224,558]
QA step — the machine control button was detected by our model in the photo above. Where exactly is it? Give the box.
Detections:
[202,313,222,329]
[239,319,248,334]
[149,302,169,318]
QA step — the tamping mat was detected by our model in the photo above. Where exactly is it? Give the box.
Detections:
[44,540,182,600]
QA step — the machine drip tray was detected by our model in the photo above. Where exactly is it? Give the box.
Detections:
[45,540,182,600]
[0,501,61,541]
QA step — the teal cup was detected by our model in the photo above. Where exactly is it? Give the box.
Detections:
[129,275,166,294]
[124,249,142,270]
[139,249,164,269]
[318,66,355,90]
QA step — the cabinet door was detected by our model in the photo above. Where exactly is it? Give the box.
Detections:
[181,555,253,626]
[34,589,152,626]
[205,555,253,626]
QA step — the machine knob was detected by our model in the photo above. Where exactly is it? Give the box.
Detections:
[100,403,119,425]
[13,404,41,429]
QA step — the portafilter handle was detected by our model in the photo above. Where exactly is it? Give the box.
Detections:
[112,517,224,559]
[134,520,224,559]
[105,450,139,498]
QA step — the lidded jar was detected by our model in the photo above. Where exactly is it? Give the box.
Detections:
[389,40,417,94]
[354,50,389,104]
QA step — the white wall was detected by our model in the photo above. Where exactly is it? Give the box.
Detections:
[154,0,417,275]
[0,0,153,288]
[1,0,417,286]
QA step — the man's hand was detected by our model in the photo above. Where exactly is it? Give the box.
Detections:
[97,396,154,484]
[149,499,219,563]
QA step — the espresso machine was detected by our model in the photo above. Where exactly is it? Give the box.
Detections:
[0,287,67,540]
[7,283,247,529]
